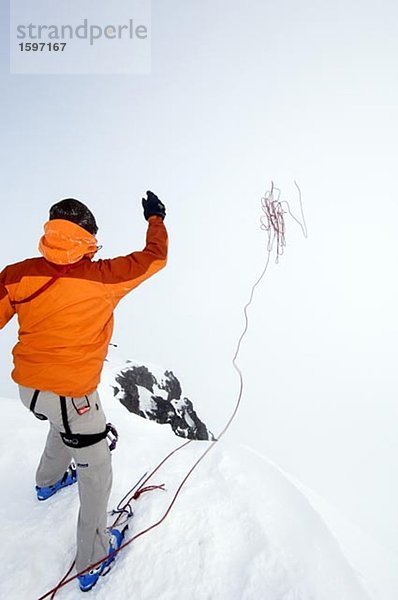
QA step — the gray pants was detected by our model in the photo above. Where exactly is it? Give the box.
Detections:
[19,385,112,573]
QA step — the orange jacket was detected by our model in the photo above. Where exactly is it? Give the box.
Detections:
[0,216,168,396]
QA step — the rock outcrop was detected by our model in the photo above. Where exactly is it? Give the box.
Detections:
[112,364,215,441]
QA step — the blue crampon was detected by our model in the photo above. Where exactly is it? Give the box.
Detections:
[35,464,77,501]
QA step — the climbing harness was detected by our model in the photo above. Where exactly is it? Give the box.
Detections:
[106,422,119,452]
[59,395,118,450]
[29,390,118,451]
[60,423,117,450]
[29,389,48,421]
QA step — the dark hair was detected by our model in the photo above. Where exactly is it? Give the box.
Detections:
[49,198,98,235]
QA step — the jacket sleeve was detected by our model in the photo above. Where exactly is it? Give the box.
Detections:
[0,269,16,329]
[98,216,168,302]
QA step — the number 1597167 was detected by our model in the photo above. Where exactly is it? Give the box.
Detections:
[19,43,67,51]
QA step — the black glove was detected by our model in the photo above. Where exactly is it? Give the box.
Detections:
[142,190,166,221]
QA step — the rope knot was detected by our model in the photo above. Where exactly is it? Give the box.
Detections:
[133,483,166,500]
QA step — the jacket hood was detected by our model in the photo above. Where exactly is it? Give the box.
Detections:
[39,219,99,265]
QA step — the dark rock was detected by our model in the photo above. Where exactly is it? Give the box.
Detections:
[158,370,182,402]
[113,363,215,441]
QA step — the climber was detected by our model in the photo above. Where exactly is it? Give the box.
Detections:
[0,191,168,591]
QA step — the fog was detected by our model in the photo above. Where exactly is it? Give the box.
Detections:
[1,0,397,559]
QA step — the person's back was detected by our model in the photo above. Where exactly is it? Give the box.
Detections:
[2,205,167,396]
[0,192,168,592]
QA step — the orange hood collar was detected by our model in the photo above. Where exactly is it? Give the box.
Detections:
[39,219,99,265]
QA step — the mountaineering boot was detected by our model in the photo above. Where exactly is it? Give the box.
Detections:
[35,464,77,501]
[78,527,127,592]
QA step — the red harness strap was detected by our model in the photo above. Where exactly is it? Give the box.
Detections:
[11,263,74,308]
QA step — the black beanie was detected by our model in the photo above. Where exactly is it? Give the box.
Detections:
[49,198,98,235]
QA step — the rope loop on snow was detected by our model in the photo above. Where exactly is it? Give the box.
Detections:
[133,483,166,500]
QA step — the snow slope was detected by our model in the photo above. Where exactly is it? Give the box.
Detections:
[288,472,398,600]
[0,373,381,600]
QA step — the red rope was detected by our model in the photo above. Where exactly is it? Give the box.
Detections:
[38,442,217,599]
[39,441,192,600]
[37,184,306,600]
[133,484,166,500]
[38,258,266,599]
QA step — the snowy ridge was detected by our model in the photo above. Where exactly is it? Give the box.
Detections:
[240,445,398,600]
[285,469,398,600]
[0,368,380,600]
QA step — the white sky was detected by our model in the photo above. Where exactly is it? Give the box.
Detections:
[1,0,398,557]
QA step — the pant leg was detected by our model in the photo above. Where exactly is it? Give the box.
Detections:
[73,440,112,572]
[36,423,73,487]
[18,386,72,487]
[18,385,113,572]
[64,390,113,572]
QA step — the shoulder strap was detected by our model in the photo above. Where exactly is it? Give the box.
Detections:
[11,263,74,308]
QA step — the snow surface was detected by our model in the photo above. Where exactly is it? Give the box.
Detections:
[0,363,389,600]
